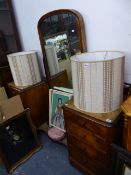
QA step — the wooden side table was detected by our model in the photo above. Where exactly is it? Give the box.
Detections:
[64,100,123,175]
[121,95,131,151]
[7,81,49,128]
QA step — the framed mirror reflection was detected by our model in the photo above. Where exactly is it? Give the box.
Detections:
[38,9,87,88]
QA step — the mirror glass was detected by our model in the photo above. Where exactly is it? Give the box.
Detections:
[38,10,86,87]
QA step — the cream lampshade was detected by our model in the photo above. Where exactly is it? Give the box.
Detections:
[71,51,125,113]
[7,51,42,86]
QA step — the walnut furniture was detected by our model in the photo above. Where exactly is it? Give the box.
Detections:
[121,95,131,152]
[64,100,123,175]
[7,81,49,128]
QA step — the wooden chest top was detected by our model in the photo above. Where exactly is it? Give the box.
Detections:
[65,99,121,125]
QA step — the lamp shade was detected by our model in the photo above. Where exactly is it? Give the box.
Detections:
[71,51,125,113]
[7,51,41,86]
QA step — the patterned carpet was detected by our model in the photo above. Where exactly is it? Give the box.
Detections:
[0,131,82,175]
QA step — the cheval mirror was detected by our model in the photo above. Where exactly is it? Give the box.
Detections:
[38,9,87,88]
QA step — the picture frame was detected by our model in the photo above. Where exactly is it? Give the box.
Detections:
[0,109,42,174]
[108,144,131,175]
[49,89,73,132]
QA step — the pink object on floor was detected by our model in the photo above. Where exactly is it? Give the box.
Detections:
[48,127,65,141]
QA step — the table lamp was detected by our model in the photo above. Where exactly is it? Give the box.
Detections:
[71,51,125,113]
[7,51,42,86]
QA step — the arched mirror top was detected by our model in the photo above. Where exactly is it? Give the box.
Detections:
[38,9,87,88]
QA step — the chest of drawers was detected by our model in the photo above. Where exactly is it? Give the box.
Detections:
[64,100,123,175]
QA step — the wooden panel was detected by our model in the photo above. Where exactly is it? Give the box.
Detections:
[121,95,131,151]
[64,109,108,139]
[64,101,123,175]
[66,120,107,152]
[121,95,131,116]
[69,156,94,175]
[69,146,106,175]
[123,116,131,151]
[7,81,49,128]
[67,134,107,163]
[48,70,70,88]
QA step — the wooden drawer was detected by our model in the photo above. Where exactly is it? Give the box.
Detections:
[66,120,108,152]
[69,142,106,175]
[67,134,107,163]
[69,157,94,175]
[64,109,108,139]
[64,100,123,175]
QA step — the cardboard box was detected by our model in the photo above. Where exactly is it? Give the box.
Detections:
[0,95,24,122]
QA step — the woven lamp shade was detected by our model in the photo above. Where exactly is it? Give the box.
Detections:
[7,51,42,86]
[71,51,125,113]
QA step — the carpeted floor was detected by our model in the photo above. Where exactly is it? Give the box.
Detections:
[0,131,83,175]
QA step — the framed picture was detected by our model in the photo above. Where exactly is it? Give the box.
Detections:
[49,89,73,132]
[108,144,131,175]
[0,109,41,174]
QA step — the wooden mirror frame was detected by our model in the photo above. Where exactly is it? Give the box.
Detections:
[38,9,87,88]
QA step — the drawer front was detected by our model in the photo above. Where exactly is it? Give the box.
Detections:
[67,134,107,163]
[68,142,106,175]
[64,109,108,139]
[66,120,108,152]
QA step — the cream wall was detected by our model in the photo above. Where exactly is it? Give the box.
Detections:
[12,0,131,83]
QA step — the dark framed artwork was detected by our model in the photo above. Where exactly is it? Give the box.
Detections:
[108,144,131,175]
[0,109,42,174]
